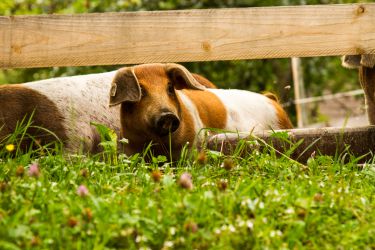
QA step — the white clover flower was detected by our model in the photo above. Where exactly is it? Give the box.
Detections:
[330,201,335,208]
[258,201,265,209]
[241,198,251,207]
[270,230,282,237]
[237,218,245,227]
[246,220,254,230]
[169,227,176,235]
[273,196,281,202]
[178,237,185,243]
[201,181,213,187]
[163,241,174,248]
[285,207,295,214]
[270,231,276,237]
[228,225,236,233]
[135,235,145,243]
[246,198,258,211]
[360,197,367,205]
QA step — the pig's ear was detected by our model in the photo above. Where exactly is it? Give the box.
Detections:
[109,68,141,106]
[165,63,206,90]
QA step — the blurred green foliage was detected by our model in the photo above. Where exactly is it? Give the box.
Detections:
[0,0,369,124]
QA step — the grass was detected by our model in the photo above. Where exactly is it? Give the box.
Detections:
[0,125,374,249]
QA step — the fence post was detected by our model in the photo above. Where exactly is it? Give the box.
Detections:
[291,57,308,127]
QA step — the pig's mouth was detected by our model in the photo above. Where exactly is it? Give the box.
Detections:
[153,112,180,137]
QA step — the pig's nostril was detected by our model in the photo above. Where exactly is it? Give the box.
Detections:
[170,118,180,132]
[155,113,180,136]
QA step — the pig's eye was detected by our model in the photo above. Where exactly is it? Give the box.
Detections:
[167,82,175,95]
[140,86,147,97]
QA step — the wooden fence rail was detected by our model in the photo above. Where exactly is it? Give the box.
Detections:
[207,126,375,163]
[1,3,375,69]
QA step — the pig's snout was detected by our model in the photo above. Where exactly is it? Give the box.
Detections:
[154,112,180,136]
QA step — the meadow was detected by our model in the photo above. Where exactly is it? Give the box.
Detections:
[0,125,374,249]
[1,1,375,249]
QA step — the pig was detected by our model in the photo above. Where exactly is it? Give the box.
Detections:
[109,63,292,159]
[0,69,217,153]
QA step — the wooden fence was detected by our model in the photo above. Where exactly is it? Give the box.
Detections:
[1,3,375,161]
[1,4,374,68]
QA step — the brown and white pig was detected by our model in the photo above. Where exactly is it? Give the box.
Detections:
[0,69,217,153]
[109,63,292,159]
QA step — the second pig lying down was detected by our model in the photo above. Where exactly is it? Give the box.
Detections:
[109,63,292,159]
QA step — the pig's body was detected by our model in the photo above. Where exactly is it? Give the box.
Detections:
[0,71,120,152]
[110,63,292,159]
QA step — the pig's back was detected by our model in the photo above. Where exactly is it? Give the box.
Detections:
[25,71,121,151]
[207,89,279,132]
[180,88,280,133]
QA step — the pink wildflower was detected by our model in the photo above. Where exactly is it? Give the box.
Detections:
[77,185,89,197]
[28,163,40,178]
[178,172,193,190]
[184,221,199,233]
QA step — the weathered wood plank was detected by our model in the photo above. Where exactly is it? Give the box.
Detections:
[206,126,375,163]
[1,4,375,68]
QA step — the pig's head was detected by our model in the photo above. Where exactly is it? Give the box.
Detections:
[109,63,206,141]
